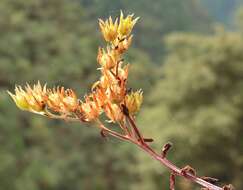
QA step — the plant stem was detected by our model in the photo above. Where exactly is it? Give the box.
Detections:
[137,143,223,190]
[126,115,145,144]
[45,109,79,122]
[104,118,223,190]
[96,119,131,142]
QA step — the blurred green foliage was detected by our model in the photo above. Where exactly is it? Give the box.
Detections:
[200,0,243,26]
[140,29,243,189]
[0,0,242,189]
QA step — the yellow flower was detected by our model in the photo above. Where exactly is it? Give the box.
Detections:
[99,16,118,42]
[8,82,47,114]
[8,87,29,111]
[118,11,139,37]
[125,90,143,114]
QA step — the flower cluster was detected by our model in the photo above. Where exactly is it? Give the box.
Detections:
[8,82,79,119]
[8,11,143,124]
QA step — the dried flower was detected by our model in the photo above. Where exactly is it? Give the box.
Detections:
[107,85,125,103]
[118,11,139,37]
[114,35,133,54]
[97,47,120,69]
[125,90,143,114]
[104,102,123,122]
[8,82,47,114]
[80,101,99,122]
[99,16,118,42]
[8,87,29,110]
[47,87,79,113]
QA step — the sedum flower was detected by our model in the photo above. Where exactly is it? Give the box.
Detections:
[125,90,143,114]
[99,16,118,42]
[118,11,139,37]
[8,82,47,114]
[47,87,79,113]
[118,64,129,81]
[99,69,114,89]
[104,102,123,122]
[107,85,125,104]
[97,47,120,69]
[79,94,101,122]
[116,35,133,54]
[8,87,30,111]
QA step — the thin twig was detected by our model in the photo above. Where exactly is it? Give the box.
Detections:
[170,173,175,190]
[126,115,145,144]
[119,121,132,137]
[45,109,79,122]
[101,126,223,190]
[96,119,130,142]
[122,119,222,190]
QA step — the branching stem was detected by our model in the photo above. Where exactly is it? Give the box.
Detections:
[102,118,223,190]
[126,115,145,144]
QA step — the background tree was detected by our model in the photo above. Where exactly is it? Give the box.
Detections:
[139,29,243,189]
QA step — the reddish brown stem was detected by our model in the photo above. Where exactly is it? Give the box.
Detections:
[96,119,130,142]
[170,173,175,190]
[138,143,222,190]
[104,122,223,190]
[119,121,132,137]
[126,115,145,144]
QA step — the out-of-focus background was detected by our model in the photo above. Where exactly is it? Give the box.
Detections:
[0,0,243,189]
